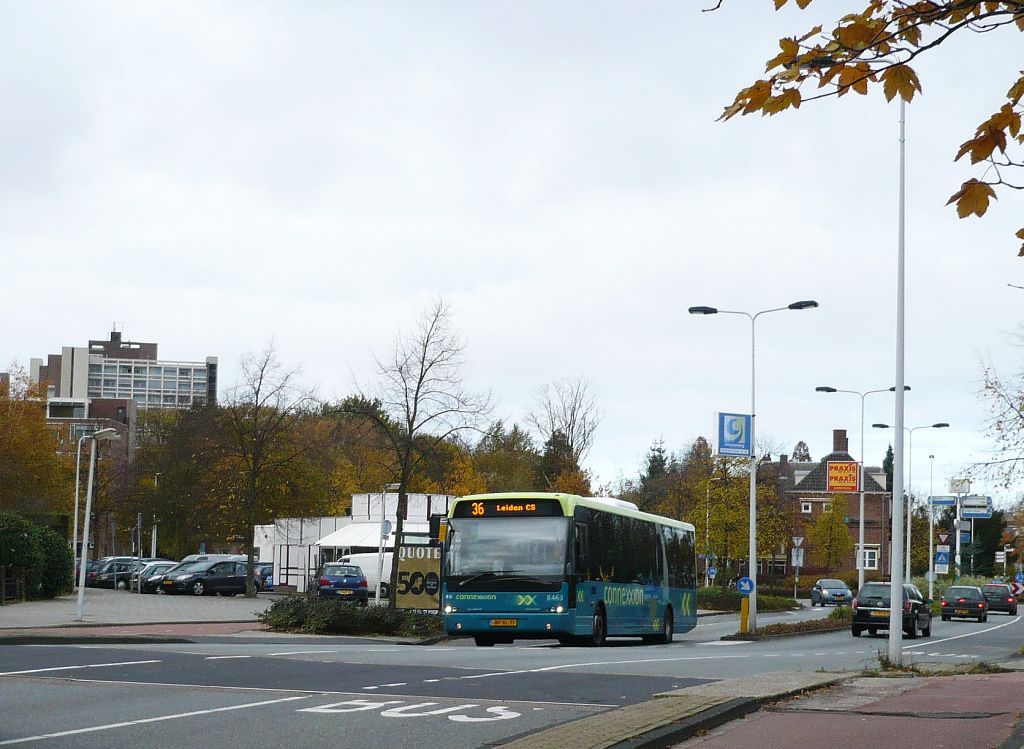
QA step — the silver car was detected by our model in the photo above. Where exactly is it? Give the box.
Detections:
[810,578,852,606]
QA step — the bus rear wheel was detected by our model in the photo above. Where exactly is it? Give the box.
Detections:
[657,609,674,644]
[587,607,607,647]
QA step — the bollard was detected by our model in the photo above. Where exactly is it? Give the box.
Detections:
[739,597,749,634]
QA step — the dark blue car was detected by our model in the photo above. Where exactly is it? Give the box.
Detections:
[314,563,368,604]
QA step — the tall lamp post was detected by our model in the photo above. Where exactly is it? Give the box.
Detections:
[928,454,936,600]
[75,428,121,621]
[704,476,723,587]
[814,385,909,591]
[689,299,819,630]
[376,482,401,604]
[873,422,949,580]
[71,434,92,591]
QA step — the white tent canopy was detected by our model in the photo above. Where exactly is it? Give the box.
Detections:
[315,522,429,549]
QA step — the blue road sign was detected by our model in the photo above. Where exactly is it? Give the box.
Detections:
[961,531,972,545]
[927,495,957,507]
[717,413,752,457]
[708,566,717,580]
[736,576,754,596]
[935,551,949,565]
[1016,572,1024,584]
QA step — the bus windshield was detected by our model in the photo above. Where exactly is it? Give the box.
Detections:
[446,516,569,578]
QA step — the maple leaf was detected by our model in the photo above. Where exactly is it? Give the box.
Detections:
[880,65,922,102]
[1018,228,1024,257]
[946,179,997,218]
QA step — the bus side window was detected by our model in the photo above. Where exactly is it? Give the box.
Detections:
[574,523,589,579]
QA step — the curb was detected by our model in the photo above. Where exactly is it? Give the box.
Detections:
[612,698,757,749]
[0,634,196,645]
[0,619,263,631]
[720,623,847,641]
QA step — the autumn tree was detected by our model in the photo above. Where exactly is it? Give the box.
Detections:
[809,494,853,573]
[978,344,1024,485]
[473,421,538,492]
[716,1,1024,255]
[220,347,328,596]
[528,377,601,469]
[636,440,669,512]
[351,299,491,609]
[0,366,72,514]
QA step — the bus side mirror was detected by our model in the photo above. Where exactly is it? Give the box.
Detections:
[565,561,574,577]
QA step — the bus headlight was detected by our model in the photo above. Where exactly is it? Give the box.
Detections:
[549,605,564,614]
[444,605,455,614]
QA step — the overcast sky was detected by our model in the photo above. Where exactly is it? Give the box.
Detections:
[3,2,1022,507]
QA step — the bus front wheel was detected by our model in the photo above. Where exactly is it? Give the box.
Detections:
[587,607,607,647]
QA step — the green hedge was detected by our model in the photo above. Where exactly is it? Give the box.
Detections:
[258,595,444,638]
[697,587,799,612]
[0,511,73,600]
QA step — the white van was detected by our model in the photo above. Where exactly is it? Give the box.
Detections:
[340,552,393,600]
[180,553,247,564]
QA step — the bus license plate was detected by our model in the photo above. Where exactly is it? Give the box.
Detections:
[490,619,517,627]
[869,610,889,618]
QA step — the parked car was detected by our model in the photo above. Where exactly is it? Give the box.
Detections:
[313,563,369,604]
[810,578,852,607]
[941,585,988,622]
[90,557,139,589]
[134,561,178,593]
[981,583,1018,615]
[340,553,392,599]
[254,562,274,592]
[157,560,247,596]
[851,581,932,638]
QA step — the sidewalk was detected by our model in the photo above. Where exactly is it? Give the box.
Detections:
[670,669,1024,748]
[0,588,273,629]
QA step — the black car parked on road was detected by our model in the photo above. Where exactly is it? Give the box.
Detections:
[851,581,932,638]
[158,560,247,596]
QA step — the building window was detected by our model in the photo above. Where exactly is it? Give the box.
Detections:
[801,501,812,514]
[858,545,880,571]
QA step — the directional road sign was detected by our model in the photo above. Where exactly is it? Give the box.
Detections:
[936,544,950,554]
[1016,572,1024,584]
[736,576,754,596]
[962,495,993,508]
[935,563,949,575]
[1012,582,1024,597]
[708,566,717,580]
[962,508,993,519]
[928,496,957,507]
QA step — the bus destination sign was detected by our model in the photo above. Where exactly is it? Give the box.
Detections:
[453,498,562,518]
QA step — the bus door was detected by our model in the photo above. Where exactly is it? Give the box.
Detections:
[571,522,588,615]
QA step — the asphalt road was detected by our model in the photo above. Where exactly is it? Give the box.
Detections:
[1,606,1020,748]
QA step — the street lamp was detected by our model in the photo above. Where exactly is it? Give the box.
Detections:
[704,476,723,587]
[376,482,401,604]
[815,385,909,591]
[75,427,121,621]
[873,422,949,580]
[689,299,819,630]
[928,454,935,599]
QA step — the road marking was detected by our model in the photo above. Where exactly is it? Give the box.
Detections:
[53,676,618,708]
[904,615,1021,649]
[380,683,407,687]
[265,650,338,657]
[203,655,251,660]
[0,660,160,676]
[0,695,311,746]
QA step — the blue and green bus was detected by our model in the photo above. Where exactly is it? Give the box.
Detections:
[441,492,697,646]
